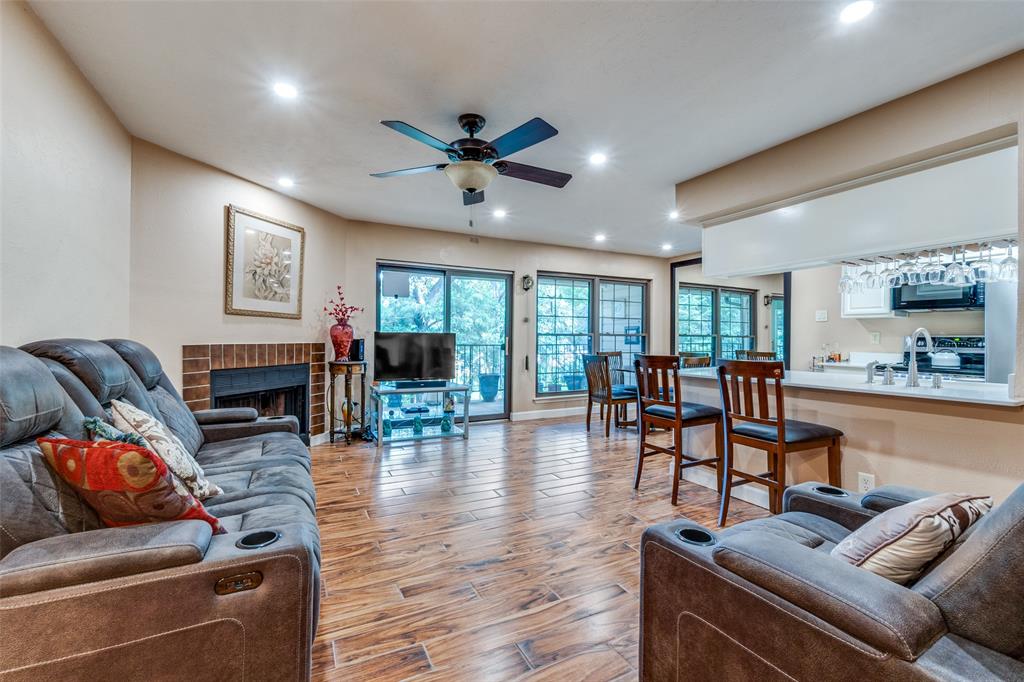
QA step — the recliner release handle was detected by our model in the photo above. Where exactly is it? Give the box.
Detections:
[215,571,263,595]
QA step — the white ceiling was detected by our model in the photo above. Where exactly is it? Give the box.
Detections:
[31,1,1024,257]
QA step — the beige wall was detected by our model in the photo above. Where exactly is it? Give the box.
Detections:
[676,52,1023,223]
[129,140,670,417]
[790,265,984,364]
[673,263,783,354]
[0,2,132,345]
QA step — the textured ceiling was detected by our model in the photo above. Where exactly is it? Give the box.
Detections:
[31,1,1024,256]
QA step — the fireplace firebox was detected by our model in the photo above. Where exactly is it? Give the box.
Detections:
[210,363,310,444]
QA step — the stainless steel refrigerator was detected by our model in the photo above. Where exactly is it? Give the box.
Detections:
[984,281,1018,383]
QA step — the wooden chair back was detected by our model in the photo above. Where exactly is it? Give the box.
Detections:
[598,351,625,386]
[745,351,777,361]
[717,360,786,442]
[583,354,612,397]
[681,355,712,368]
[634,355,681,416]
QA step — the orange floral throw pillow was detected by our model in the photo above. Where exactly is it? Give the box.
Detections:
[37,438,224,534]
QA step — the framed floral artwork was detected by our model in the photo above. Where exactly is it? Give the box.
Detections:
[224,205,305,319]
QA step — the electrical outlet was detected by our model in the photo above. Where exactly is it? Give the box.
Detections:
[857,472,876,493]
[870,332,881,345]
[815,309,828,322]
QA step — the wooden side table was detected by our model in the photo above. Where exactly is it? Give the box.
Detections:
[328,361,366,444]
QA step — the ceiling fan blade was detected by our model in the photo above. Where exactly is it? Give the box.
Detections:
[463,190,485,206]
[486,117,558,159]
[380,120,454,154]
[494,161,572,188]
[370,164,447,178]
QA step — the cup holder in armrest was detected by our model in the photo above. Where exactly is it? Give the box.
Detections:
[677,527,717,546]
[814,485,849,497]
[235,530,281,550]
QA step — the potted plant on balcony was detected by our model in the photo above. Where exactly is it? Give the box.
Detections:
[324,286,363,361]
[478,373,500,402]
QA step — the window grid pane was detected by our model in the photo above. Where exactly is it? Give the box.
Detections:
[676,286,715,354]
[720,289,755,359]
[537,276,592,394]
[598,281,646,356]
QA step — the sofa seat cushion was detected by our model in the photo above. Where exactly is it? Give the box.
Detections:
[733,418,843,444]
[195,432,311,472]
[644,402,720,422]
[721,512,851,552]
[205,466,316,513]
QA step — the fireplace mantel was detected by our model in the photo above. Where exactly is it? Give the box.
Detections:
[182,343,326,437]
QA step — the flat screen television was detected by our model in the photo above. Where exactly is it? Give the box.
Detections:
[373,332,456,382]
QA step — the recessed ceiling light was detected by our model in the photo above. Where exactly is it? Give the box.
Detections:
[661,243,672,251]
[669,210,680,220]
[589,152,607,166]
[839,0,874,24]
[277,177,294,188]
[594,234,606,242]
[273,82,298,99]
[492,208,507,219]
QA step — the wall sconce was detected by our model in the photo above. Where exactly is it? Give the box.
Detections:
[522,274,535,291]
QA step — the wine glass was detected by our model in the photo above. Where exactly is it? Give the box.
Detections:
[838,267,857,294]
[971,245,999,283]
[896,255,920,285]
[998,244,1018,282]
[883,259,904,288]
[856,261,875,291]
[944,248,970,286]
[865,261,884,290]
[923,251,945,285]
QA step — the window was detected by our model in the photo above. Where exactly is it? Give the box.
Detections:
[536,274,647,395]
[675,284,755,360]
[770,295,786,362]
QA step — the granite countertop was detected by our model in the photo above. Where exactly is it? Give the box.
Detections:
[678,367,1023,407]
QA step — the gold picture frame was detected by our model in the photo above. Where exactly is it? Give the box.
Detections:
[224,204,305,319]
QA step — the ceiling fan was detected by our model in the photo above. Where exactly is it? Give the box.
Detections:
[370,113,572,206]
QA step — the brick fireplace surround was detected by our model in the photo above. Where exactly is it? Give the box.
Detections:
[181,343,326,437]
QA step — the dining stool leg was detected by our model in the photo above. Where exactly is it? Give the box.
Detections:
[586,398,593,432]
[671,425,683,505]
[634,418,647,490]
[605,401,612,437]
[827,438,842,487]
[718,440,735,526]
[713,420,724,495]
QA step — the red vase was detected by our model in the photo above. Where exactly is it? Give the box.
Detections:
[330,321,354,361]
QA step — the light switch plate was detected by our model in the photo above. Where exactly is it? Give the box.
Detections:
[870,332,881,345]
[815,310,828,322]
[857,472,876,493]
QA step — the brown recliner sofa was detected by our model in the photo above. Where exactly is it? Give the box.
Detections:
[0,342,320,681]
[640,481,1024,681]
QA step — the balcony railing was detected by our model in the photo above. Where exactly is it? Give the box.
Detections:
[455,343,505,395]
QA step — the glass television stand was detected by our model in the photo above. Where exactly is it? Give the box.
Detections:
[369,381,470,449]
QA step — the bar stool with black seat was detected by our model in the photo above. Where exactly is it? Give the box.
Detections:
[717,360,843,525]
[583,354,635,437]
[634,355,723,506]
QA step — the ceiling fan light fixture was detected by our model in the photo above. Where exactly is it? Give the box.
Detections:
[444,161,497,194]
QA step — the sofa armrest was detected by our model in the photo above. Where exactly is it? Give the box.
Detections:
[783,482,878,530]
[192,407,258,425]
[712,532,945,660]
[200,415,300,442]
[0,521,212,597]
[861,485,936,513]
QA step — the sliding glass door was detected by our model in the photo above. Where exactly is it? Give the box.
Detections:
[377,264,511,420]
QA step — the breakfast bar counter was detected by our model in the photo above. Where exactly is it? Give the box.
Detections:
[678,367,1024,407]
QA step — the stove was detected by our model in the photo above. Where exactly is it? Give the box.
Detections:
[875,334,986,380]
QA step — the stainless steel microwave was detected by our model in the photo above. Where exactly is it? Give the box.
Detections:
[891,281,985,311]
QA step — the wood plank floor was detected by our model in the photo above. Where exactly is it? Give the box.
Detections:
[310,416,769,681]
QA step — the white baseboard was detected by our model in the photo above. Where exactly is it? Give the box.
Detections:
[682,466,770,510]
[510,405,588,421]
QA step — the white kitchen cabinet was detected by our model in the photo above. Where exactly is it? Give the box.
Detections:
[840,266,905,318]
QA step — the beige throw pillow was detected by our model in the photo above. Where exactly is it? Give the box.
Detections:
[110,399,222,500]
[831,492,991,584]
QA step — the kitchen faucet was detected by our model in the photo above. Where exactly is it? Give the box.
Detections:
[906,327,934,388]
